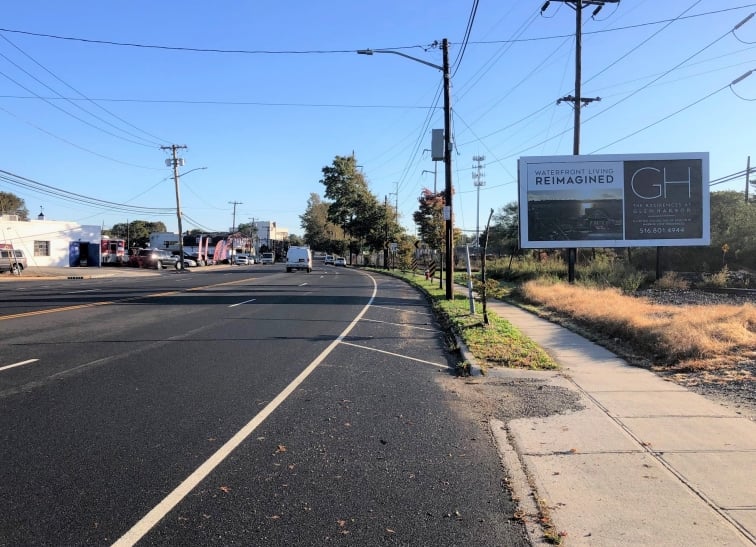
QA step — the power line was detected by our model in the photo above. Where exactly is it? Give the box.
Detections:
[1,5,752,54]
[0,104,161,170]
[0,33,168,147]
[0,169,176,215]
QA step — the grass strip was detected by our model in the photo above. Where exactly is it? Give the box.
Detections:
[373,269,557,372]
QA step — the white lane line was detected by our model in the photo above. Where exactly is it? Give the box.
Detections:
[112,273,378,547]
[339,341,450,370]
[228,298,256,308]
[298,282,309,287]
[361,318,436,332]
[0,359,39,372]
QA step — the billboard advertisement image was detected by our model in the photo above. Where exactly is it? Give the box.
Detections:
[518,153,709,248]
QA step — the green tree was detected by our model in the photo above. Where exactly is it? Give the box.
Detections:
[0,191,29,220]
[299,192,343,251]
[320,155,390,255]
[236,222,258,240]
[108,220,168,249]
[485,201,520,256]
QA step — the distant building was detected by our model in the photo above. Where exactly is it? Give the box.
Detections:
[0,215,101,267]
[254,220,288,252]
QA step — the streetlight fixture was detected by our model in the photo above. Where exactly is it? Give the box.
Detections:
[358,39,454,300]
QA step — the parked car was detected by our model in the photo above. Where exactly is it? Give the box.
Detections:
[286,246,312,273]
[234,254,250,265]
[324,255,335,265]
[260,252,275,265]
[0,248,27,275]
[335,256,347,267]
[171,253,198,268]
[136,248,181,269]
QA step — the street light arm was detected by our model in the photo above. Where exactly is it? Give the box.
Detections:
[358,39,454,299]
[357,48,443,72]
[178,166,208,178]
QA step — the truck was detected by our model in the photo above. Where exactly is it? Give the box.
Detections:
[285,246,312,273]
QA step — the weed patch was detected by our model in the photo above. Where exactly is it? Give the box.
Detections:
[519,279,756,370]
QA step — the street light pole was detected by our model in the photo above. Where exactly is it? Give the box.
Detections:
[358,39,454,299]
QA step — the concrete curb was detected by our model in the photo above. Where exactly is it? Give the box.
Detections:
[490,418,551,547]
[453,330,484,376]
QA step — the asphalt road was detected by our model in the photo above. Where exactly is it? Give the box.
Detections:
[0,264,529,546]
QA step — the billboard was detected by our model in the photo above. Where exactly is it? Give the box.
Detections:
[518,153,709,249]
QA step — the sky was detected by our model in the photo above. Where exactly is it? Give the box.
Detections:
[1,1,755,241]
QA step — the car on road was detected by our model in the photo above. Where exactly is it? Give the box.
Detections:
[286,246,313,273]
[324,255,334,265]
[260,252,275,265]
[136,249,182,270]
[234,254,250,265]
[335,256,346,267]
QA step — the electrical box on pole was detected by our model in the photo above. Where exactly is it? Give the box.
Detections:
[431,129,444,161]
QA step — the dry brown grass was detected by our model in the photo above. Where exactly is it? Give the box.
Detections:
[519,280,756,371]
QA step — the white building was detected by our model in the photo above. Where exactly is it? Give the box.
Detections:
[0,215,101,267]
[254,220,288,251]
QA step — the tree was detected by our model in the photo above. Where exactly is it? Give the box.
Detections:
[300,193,343,251]
[413,188,444,249]
[236,222,258,240]
[484,201,520,256]
[0,192,29,220]
[320,155,389,256]
[107,220,168,249]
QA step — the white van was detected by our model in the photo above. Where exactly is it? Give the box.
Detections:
[285,246,312,273]
[0,248,27,275]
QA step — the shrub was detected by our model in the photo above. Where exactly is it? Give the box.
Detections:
[702,265,729,288]
[654,272,690,290]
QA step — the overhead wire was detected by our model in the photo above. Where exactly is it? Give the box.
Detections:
[0,104,162,170]
[0,33,168,147]
[0,169,176,216]
[580,12,754,135]
[451,0,480,77]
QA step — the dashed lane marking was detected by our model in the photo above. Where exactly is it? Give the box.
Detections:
[112,272,379,547]
[339,341,450,370]
[0,359,38,372]
[0,278,255,321]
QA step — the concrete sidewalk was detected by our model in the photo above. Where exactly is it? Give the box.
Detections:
[481,297,756,546]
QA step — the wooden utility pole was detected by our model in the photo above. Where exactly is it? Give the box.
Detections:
[161,144,187,269]
[228,201,243,232]
[746,156,751,203]
[544,0,619,282]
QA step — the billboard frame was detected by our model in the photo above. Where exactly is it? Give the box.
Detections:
[518,152,710,249]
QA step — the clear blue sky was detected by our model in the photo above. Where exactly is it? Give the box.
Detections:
[1,1,755,239]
